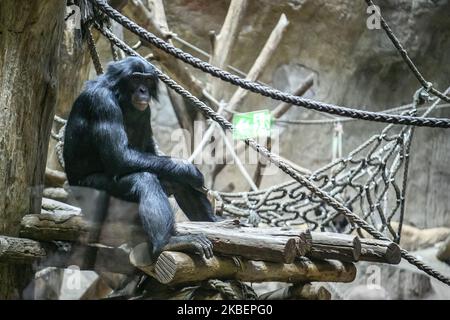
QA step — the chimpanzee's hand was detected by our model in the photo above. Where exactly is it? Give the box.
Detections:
[171,158,204,188]
[164,234,214,259]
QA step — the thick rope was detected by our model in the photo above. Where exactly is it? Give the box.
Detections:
[85,25,104,75]
[90,0,450,128]
[205,279,257,300]
[275,104,450,126]
[205,280,239,300]
[97,27,450,286]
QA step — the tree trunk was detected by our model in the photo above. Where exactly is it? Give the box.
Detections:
[0,0,66,299]
[46,9,91,171]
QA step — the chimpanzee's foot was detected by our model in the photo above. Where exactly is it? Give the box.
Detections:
[163,234,214,259]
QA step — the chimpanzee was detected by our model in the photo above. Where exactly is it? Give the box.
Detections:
[63,57,215,260]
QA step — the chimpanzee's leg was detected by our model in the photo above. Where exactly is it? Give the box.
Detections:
[162,181,217,222]
[77,172,213,259]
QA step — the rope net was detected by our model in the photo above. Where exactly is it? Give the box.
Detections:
[216,121,412,242]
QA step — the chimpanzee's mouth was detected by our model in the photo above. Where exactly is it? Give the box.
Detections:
[134,101,149,110]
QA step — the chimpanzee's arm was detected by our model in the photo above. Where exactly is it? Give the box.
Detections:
[145,135,165,156]
[90,89,203,187]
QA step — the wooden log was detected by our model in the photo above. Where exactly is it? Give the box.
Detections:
[21,211,90,242]
[359,238,401,264]
[258,286,291,300]
[208,0,248,100]
[22,212,309,263]
[43,187,69,203]
[290,283,331,300]
[308,232,361,262]
[42,197,81,215]
[215,222,312,256]
[152,251,356,285]
[176,221,304,263]
[259,283,331,300]
[45,167,67,188]
[129,242,155,277]
[0,236,47,264]
[0,235,135,274]
[21,211,148,246]
[91,243,135,274]
[24,211,379,266]
[226,14,289,114]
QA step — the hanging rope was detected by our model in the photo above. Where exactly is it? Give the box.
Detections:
[274,104,450,126]
[364,0,450,103]
[85,24,104,75]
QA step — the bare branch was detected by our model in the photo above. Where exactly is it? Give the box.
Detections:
[208,0,248,99]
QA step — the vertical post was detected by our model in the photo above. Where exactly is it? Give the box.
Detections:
[0,0,66,299]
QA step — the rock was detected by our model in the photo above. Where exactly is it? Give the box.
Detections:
[436,236,450,263]
[333,244,450,299]
[392,222,450,251]
[346,284,390,300]
[43,188,69,203]
[41,197,81,216]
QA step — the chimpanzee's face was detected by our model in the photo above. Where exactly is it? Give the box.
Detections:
[129,80,151,111]
[126,73,157,111]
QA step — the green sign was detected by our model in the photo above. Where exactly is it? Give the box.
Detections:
[232,110,272,140]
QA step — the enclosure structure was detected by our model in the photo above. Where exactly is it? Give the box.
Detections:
[1,0,450,299]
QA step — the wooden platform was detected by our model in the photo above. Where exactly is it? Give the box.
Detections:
[0,198,403,289]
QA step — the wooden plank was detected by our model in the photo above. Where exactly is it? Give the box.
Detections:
[308,232,361,262]
[151,251,356,285]
[0,235,135,274]
[359,238,401,264]
[0,236,47,264]
[22,215,311,263]
[45,168,67,188]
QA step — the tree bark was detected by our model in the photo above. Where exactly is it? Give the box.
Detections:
[46,10,91,171]
[0,0,66,299]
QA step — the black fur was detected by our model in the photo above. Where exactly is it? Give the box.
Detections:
[64,57,215,257]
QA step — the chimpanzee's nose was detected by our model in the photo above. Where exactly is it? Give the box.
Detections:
[139,87,146,93]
